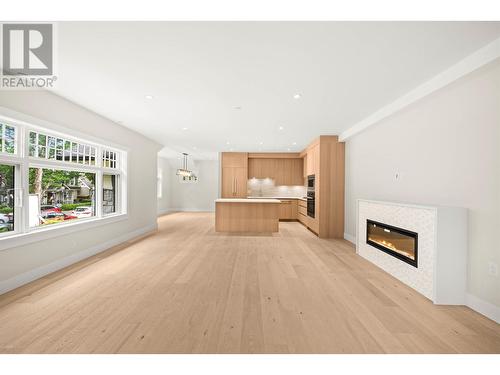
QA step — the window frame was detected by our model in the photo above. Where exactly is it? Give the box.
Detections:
[0,122,18,155]
[102,172,120,216]
[0,112,128,251]
[0,159,21,238]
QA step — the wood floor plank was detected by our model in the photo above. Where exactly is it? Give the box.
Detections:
[0,212,498,353]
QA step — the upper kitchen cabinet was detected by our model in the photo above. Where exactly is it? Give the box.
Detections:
[248,154,303,186]
[221,152,248,198]
[305,143,320,176]
[283,158,304,186]
[221,152,248,168]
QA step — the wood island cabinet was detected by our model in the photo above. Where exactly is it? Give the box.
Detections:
[279,199,298,220]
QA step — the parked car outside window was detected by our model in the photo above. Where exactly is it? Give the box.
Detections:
[40,205,62,214]
[72,206,93,218]
[40,211,78,225]
[0,213,13,224]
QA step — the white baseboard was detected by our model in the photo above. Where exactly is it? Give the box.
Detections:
[344,232,356,245]
[466,293,500,324]
[0,223,157,296]
[157,208,172,216]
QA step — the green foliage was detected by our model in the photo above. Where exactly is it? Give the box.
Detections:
[0,206,12,214]
[0,164,14,189]
[0,165,14,214]
[29,168,95,194]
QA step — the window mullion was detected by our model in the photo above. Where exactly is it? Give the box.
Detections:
[96,170,103,218]
[20,159,30,234]
[20,126,30,234]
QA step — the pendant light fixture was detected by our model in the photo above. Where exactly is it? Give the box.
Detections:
[176,153,192,177]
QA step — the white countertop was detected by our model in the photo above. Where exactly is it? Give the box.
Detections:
[216,198,281,203]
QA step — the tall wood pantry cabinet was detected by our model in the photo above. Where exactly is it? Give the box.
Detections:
[221,152,248,198]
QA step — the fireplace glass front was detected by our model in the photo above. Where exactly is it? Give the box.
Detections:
[366,220,418,267]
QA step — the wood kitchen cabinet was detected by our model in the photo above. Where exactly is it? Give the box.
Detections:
[300,136,344,238]
[279,199,298,220]
[221,167,247,198]
[221,152,248,198]
[284,158,304,186]
[248,157,303,186]
[297,199,309,226]
[306,143,319,176]
[248,158,273,179]
[221,138,344,238]
[222,152,247,168]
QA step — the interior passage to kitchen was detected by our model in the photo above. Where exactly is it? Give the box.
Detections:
[215,136,344,237]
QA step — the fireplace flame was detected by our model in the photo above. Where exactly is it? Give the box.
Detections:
[369,237,414,259]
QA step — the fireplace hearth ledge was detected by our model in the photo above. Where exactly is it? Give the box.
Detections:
[357,199,467,305]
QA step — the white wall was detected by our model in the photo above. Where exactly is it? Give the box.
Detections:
[157,157,172,215]
[344,60,500,308]
[0,90,161,293]
[158,157,219,212]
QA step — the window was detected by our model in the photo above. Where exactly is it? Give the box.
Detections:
[102,149,117,169]
[29,131,97,165]
[0,164,15,233]
[0,115,126,244]
[0,123,16,154]
[157,167,162,199]
[28,167,96,227]
[103,174,117,215]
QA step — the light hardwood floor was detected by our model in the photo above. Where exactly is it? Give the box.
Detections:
[0,212,499,353]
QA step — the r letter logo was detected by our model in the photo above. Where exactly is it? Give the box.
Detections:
[2,24,53,75]
[1,23,57,88]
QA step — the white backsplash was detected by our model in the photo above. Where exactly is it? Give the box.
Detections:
[247,178,307,197]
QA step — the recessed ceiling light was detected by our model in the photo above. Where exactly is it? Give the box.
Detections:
[145,95,154,100]
[292,142,297,145]
[182,127,188,131]
[226,141,230,145]
[293,93,301,99]
[259,142,264,145]
[278,126,284,131]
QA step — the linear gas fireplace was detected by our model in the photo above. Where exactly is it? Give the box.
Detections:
[366,219,418,267]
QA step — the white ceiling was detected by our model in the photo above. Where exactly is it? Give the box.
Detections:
[52,22,500,160]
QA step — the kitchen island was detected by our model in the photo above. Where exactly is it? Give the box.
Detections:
[215,198,281,233]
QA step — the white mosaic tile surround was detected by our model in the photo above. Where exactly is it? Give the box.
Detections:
[358,200,437,300]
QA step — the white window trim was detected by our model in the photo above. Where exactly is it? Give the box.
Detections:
[0,109,128,251]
